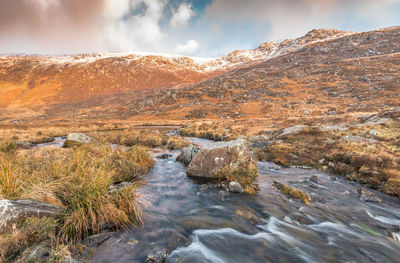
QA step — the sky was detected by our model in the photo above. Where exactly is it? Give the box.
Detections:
[0,0,399,57]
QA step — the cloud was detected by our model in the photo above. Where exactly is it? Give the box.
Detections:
[204,0,400,42]
[174,39,199,54]
[0,0,105,54]
[0,0,399,56]
[103,0,167,52]
[170,2,195,28]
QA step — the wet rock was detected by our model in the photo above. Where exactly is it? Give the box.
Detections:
[228,181,244,193]
[145,248,168,263]
[330,176,337,181]
[309,174,319,184]
[264,162,281,170]
[309,193,326,203]
[0,199,63,232]
[309,182,319,189]
[358,188,382,203]
[187,139,258,191]
[63,133,93,147]
[216,182,229,192]
[278,125,308,138]
[273,182,311,205]
[176,144,199,165]
[84,231,114,247]
[199,184,209,191]
[157,153,173,159]
[16,142,33,149]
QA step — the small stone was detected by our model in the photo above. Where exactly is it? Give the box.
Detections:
[228,181,244,193]
[199,184,209,191]
[309,175,318,184]
[328,162,335,168]
[358,188,381,203]
[309,193,326,203]
[330,176,337,181]
[157,153,173,159]
[145,248,169,263]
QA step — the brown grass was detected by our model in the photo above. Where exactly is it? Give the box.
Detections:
[257,118,400,197]
[0,140,154,260]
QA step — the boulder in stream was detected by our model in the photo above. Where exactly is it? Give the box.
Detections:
[176,144,199,165]
[187,139,258,192]
[63,133,93,147]
[0,199,63,232]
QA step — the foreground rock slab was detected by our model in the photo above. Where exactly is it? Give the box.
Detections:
[0,199,63,232]
[187,139,258,192]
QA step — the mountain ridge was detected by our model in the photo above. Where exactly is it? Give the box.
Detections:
[0,26,399,123]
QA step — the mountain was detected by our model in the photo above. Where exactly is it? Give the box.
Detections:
[0,26,399,123]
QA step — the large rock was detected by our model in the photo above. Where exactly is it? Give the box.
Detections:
[0,199,63,232]
[176,144,199,165]
[187,139,258,190]
[63,133,93,147]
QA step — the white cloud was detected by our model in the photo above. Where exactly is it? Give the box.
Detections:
[174,39,199,54]
[170,2,195,28]
[103,0,167,52]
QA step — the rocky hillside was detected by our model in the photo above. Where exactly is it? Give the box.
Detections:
[120,26,400,123]
[0,26,399,123]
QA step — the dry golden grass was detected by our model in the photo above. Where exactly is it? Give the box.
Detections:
[166,136,190,150]
[90,129,167,148]
[0,217,58,262]
[257,118,400,197]
[0,140,154,260]
[0,122,130,144]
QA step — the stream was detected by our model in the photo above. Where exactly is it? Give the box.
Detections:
[88,137,400,263]
[38,137,400,262]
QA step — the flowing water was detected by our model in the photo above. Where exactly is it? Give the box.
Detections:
[36,137,400,262]
[86,137,400,263]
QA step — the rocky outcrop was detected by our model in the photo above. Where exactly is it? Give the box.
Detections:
[176,144,199,165]
[0,199,63,232]
[63,133,93,147]
[187,139,258,192]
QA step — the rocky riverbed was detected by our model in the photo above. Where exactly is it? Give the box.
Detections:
[84,137,400,263]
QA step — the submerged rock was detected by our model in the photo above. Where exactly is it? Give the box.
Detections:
[186,139,258,192]
[358,188,382,203]
[157,153,173,159]
[0,199,63,232]
[63,133,93,147]
[145,248,169,263]
[309,174,319,184]
[228,181,244,193]
[273,182,311,205]
[176,144,199,165]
